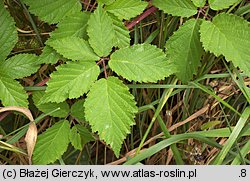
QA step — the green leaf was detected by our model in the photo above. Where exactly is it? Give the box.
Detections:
[152,0,197,17]
[98,0,115,5]
[43,61,100,103]
[75,125,95,145]
[84,76,138,157]
[71,99,85,121]
[191,0,206,7]
[235,4,250,16]
[41,12,91,64]
[124,133,221,165]
[166,19,203,83]
[213,107,250,165]
[200,13,250,78]
[69,126,82,150]
[87,6,115,57]
[47,37,99,61]
[106,0,148,20]
[48,11,90,41]
[231,139,250,165]
[201,121,221,130]
[22,0,81,24]
[0,1,18,61]
[33,91,70,118]
[64,124,95,151]
[109,13,130,48]
[33,120,71,164]
[0,74,28,107]
[109,44,176,83]
[38,45,64,64]
[0,54,40,79]
[209,0,240,10]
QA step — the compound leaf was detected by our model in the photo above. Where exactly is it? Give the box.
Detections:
[209,0,240,10]
[152,0,197,17]
[87,6,115,57]
[106,0,148,20]
[0,1,18,61]
[22,0,81,24]
[0,74,28,107]
[200,13,250,78]
[42,61,100,103]
[33,120,70,164]
[84,76,137,157]
[33,91,70,118]
[166,19,203,83]
[47,37,99,61]
[0,54,40,79]
[109,44,176,83]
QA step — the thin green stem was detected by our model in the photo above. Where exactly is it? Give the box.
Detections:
[135,78,178,155]
[157,115,184,164]
[19,0,43,46]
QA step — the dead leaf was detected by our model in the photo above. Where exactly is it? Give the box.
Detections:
[0,106,37,164]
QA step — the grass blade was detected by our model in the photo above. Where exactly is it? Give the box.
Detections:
[213,106,250,165]
[124,134,218,165]
[231,140,250,165]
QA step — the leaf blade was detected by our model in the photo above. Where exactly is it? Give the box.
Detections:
[213,107,250,164]
[43,61,100,103]
[152,0,197,17]
[109,13,130,48]
[0,1,18,61]
[106,0,148,20]
[33,91,70,118]
[109,44,176,83]
[98,0,115,5]
[71,99,85,121]
[47,37,99,61]
[33,120,70,165]
[75,125,95,145]
[87,6,115,57]
[191,0,206,7]
[166,19,203,83]
[0,54,40,79]
[209,0,240,10]
[22,0,81,24]
[84,77,138,156]
[0,74,28,107]
[69,126,82,150]
[200,13,250,78]
[38,45,64,64]
[48,11,90,41]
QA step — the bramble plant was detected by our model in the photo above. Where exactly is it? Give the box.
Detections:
[0,0,249,165]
